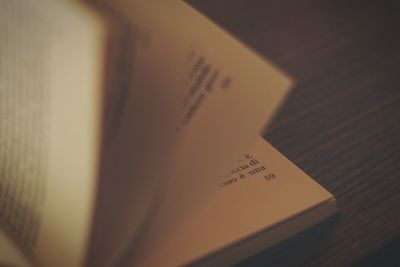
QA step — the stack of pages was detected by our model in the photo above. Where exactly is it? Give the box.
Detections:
[0,0,337,266]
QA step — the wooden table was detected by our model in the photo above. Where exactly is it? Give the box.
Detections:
[186,1,400,266]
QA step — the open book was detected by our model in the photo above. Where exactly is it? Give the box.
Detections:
[0,0,338,266]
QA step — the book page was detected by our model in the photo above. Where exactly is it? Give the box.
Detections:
[130,136,337,267]
[83,0,195,265]
[92,0,291,265]
[0,1,106,267]
[151,0,292,235]
[0,227,31,267]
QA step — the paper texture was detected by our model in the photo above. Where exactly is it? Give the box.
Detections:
[0,227,31,267]
[0,1,106,267]
[133,136,336,267]
[102,0,291,265]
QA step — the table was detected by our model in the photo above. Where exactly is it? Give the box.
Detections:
[186,1,400,266]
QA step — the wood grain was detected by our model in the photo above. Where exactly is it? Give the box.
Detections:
[186,1,400,266]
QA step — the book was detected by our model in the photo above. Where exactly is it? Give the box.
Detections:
[0,0,338,267]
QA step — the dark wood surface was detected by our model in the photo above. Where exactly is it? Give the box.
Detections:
[186,1,400,266]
